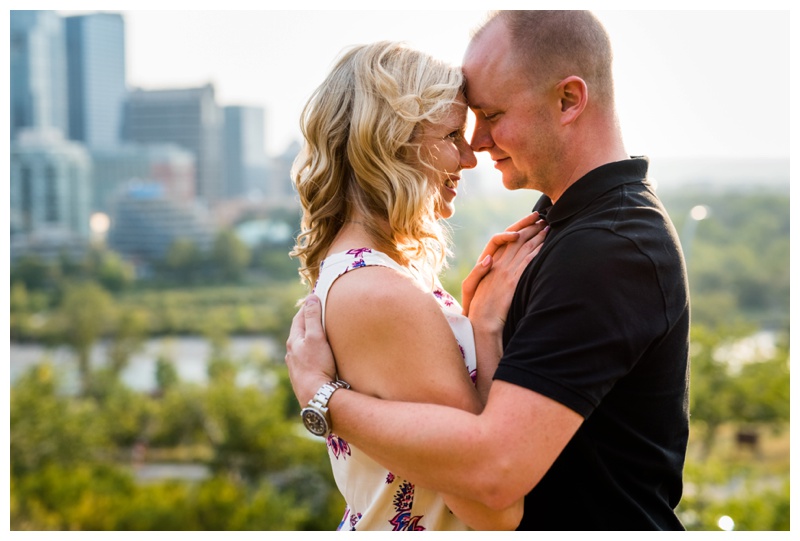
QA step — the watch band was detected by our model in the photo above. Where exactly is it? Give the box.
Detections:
[308,379,350,410]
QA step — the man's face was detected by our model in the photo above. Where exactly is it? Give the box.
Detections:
[462,20,562,193]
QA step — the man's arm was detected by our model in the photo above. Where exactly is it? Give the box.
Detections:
[286,297,583,510]
[327,379,582,510]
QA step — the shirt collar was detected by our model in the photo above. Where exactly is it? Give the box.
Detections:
[532,157,650,225]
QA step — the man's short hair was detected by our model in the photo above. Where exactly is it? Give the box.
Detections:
[477,11,615,107]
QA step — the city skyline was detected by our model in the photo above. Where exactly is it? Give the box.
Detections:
[48,7,792,167]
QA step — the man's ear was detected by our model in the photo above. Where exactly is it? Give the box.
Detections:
[556,76,588,126]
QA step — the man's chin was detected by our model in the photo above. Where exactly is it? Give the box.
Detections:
[501,175,527,191]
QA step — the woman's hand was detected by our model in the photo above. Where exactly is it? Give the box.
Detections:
[466,218,548,334]
[461,212,544,317]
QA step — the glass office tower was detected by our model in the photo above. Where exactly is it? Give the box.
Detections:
[10,10,68,140]
[65,12,127,150]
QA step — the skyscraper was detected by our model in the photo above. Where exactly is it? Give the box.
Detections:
[10,129,92,241]
[10,10,68,140]
[108,183,215,268]
[91,143,196,213]
[224,105,268,200]
[65,12,127,150]
[123,84,223,206]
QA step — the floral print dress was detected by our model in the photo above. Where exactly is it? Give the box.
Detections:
[312,248,477,531]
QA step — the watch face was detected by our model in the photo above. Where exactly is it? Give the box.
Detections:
[301,407,328,436]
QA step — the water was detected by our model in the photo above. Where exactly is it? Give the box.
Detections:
[9,335,280,393]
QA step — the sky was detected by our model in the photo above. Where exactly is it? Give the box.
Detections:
[46,3,792,164]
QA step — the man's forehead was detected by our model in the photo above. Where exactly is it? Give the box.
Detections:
[462,21,510,107]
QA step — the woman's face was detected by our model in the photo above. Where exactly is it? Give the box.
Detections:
[414,93,477,220]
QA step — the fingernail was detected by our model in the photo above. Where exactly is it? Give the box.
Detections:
[543,225,550,233]
[481,255,492,267]
[305,296,318,306]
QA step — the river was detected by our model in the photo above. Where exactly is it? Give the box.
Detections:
[9,335,281,393]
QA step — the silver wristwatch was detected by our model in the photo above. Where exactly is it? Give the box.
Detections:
[300,380,350,437]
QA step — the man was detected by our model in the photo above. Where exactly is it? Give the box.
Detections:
[286,10,689,530]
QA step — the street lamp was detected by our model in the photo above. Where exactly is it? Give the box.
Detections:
[680,204,710,269]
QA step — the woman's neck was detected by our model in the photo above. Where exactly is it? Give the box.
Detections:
[329,215,413,267]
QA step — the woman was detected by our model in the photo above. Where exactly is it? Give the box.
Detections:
[290,41,544,531]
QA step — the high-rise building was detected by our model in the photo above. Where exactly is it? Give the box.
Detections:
[108,182,215,268]
[10,10,68,140]
[224,105,269,200]
[65,12,127,150]
[91,143,196,213]
[123,84,223,206]
[10,129,92,241]
[269,140,302,202]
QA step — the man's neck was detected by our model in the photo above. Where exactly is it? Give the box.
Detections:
[548,128,628,204]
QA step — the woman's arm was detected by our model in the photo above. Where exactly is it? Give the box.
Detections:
[467,222,548,400]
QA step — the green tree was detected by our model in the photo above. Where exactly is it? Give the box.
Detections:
[48,281,115,394]
[107,308,149,377]
[10,281,31,340]
[211,229,251,283]
[164,238,203,284]
[11,254,55,291]
[10,363,108,476]
[88,248,136,292]
[155,354,180,394]
[728,342,790,429]
[688,325,740,456]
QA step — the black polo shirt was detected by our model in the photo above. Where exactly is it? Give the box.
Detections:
[494,158,690,530]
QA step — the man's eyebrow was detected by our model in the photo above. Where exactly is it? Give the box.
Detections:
[463,90,479,109]
[465,95,486,111]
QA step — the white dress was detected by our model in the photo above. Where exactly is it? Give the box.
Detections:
[313,247,476,531]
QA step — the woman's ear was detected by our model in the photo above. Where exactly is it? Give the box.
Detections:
[556,76,588,126]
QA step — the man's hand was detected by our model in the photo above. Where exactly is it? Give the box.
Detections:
[285,295,338,405]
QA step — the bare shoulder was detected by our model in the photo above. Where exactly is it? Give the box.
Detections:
[326,264,431,322]
[325,265,480,411]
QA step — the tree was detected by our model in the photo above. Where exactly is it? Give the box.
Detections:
[49,281,115,395]
[728,342,790,429]
[688,325,740,456]
[10,254,55,291]
[10,363,108,476]
[155,355,180,395]
[106,308,149,377]
[164,238,203,284]
[88,248,135,292]
[211,229,251,283]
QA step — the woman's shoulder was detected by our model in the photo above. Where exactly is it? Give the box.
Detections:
[315,247,422,310]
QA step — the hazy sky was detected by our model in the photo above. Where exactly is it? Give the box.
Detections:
[33,4,793,163]
[47,4,792,161]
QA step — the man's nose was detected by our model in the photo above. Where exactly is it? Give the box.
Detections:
[470,117,493,152]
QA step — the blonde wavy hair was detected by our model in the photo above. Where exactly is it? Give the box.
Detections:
[290,41,464,288]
